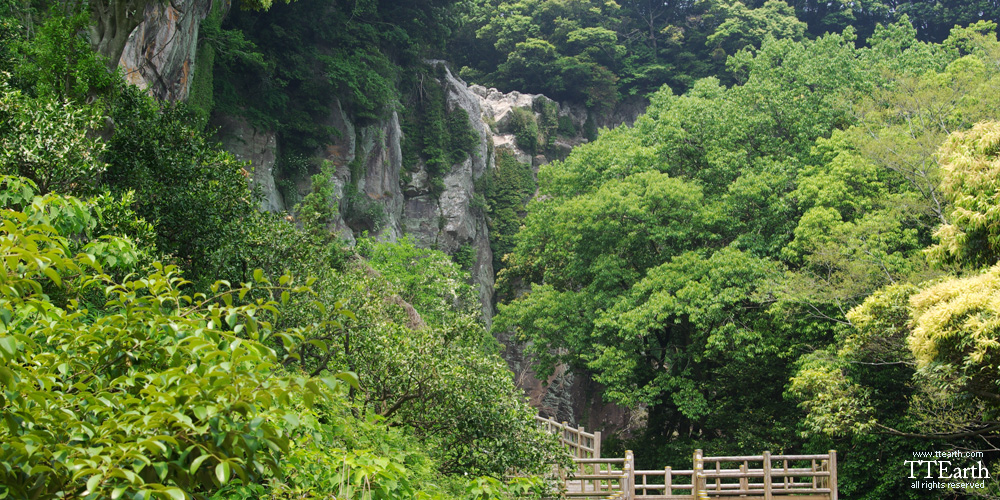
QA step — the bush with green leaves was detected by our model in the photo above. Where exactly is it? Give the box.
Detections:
[0,175,361,499]
[264,236,564,478]
[478,150,535,277]
[102,81,257,287]
[0,76,106,195]
[508,108,539,155]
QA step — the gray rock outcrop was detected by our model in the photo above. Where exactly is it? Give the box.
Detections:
[212,114,284,213]
[114,0,641,429]
[119,0,216,102]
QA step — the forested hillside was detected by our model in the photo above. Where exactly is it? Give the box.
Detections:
[495,15,1000,500]
[2,0,1000,498]
[0,1,561,498]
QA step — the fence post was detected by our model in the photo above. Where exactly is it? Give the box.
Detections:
[763,451,772,500]
[829,450,838,500]
[594,430,602,458]
[693,449,707,500]
[626,450,635,500]
[561,421,569,454]
[665,466,672,497]
[739,463,747,493]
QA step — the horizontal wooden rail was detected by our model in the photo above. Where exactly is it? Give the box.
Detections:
[704,455,832,461]
[536,415,602,459]
[534,417,837,500]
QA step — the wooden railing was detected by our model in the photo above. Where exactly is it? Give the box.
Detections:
[538,417,837,500]
[632,450,838,500]
[536,415,602,458]
[561,455,631,499]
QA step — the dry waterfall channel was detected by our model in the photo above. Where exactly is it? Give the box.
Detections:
[538,416,838,500]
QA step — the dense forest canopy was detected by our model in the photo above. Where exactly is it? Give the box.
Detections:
[493,11,1000,499]
[2,0,1000,498]
[450,0,1000,102]
[0,1,562,498]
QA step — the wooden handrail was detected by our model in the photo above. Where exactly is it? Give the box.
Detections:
[535,415,602,459]
[629,450,838,500]
[534,416,837,500]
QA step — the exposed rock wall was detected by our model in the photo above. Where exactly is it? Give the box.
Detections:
[114,3,643,431]
[119,0,216,102]
[211,65,638,432]
[211,114,284,213]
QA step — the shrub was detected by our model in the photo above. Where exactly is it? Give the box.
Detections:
[509,108,538,154]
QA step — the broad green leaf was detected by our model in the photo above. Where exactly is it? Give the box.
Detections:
[0,337,16,361]
[215,461,231,485]
[86,474,102,494]
[189,454,211,476]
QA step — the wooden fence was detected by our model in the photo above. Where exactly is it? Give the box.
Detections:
[562,455,631,499]
[538,416,838,500]
[536,415,602,459]
[632,450,838,500]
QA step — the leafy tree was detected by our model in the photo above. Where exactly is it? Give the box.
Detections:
[13,6,115,101]
[0,77,106,195]
[469,0,625,106]
[102,82,257,287]
[0,175,354,499]
[705,0,807,57]
[788,122,1000,497]
[253,233,562,478]
[928,121,1000,268]
[346,238,562,476]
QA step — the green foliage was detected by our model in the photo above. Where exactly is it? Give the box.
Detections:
[910,266,1000,400]
[324,47,398,122]
[928,121,1000,268]
[509,107,539,155]
[496,18,1000,485]
[557,114,576,136]
[446,107,479,164]
[342,184,386,234]
[464,0,625,105]
[0,177,353,499]
[14,6,114,101]
[186,0,226,125]
[0,6,568,496]
[497,170,711,382]
[582,113,597,142]
[479,150,535,277]
[295,161,338,240]
[102,82,257,287]
[270,236,565,477]
[706,0,807,57]
[357,236,482,328]
[401,64,480,181]
[451,243,475,270]
[187,40,215,124]
[455,0,1000,102]
[534,98,559,151]
[465,476,547,500]
[0,77,106,195]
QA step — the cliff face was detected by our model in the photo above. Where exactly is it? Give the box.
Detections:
[119,0,215,102]
[213,63,567,326]
[117,5,644,432]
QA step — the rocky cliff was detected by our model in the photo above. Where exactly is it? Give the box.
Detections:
[119,0,215,102]
[118,5,645,433]
[212,62,595,327]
